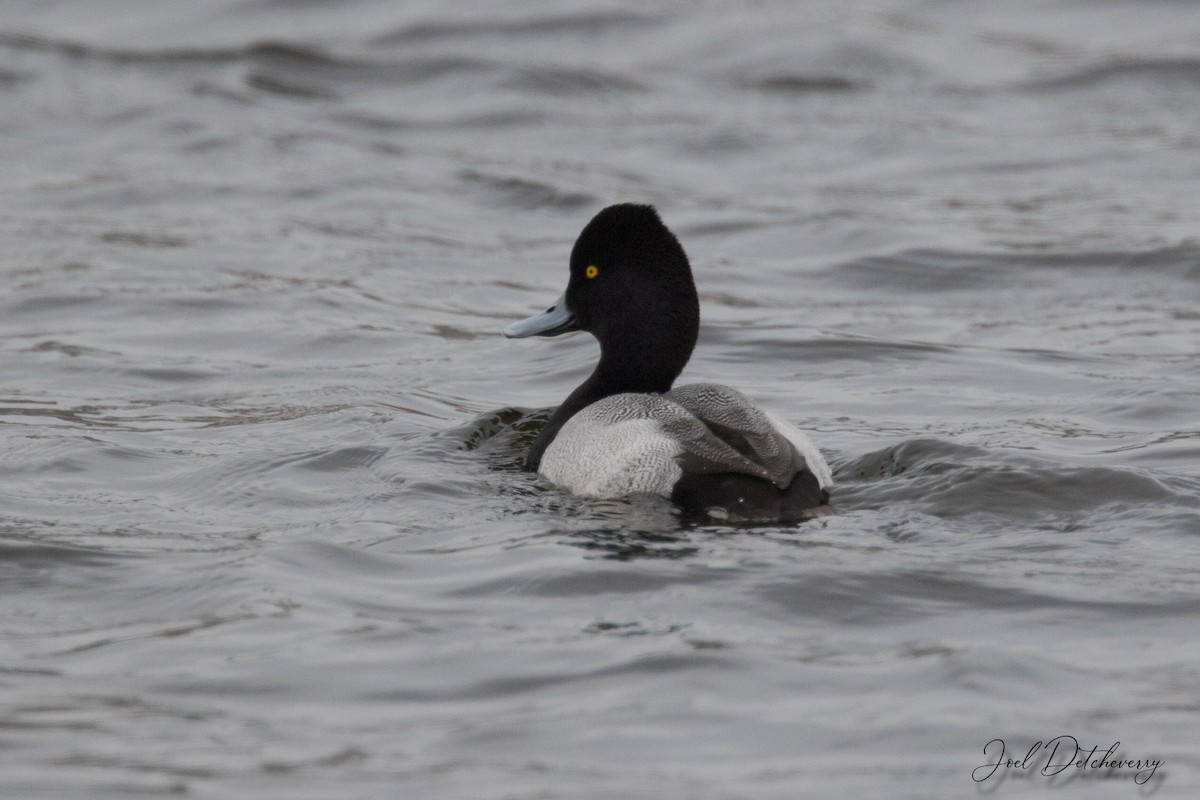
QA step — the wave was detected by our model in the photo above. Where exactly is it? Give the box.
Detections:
[0,33,491,84]
[739,74,864,93]
[370,10,659,46]
[827,246,1200,292]
[1020,58,1200,92]
[839,438,1200,519]
[0,33,330,65]
[458,169,597,212]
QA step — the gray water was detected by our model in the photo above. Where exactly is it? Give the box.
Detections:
[3,1,1199,798]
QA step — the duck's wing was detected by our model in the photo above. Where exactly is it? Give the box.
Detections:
[667,383,826,490]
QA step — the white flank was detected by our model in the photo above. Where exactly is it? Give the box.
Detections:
[539,416,683,498]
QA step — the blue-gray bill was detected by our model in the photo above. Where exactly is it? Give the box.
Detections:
[503,292,578,338]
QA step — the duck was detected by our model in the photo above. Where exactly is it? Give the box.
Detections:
[504,203,833,522]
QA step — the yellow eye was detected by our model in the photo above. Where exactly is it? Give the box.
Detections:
[585,265,599,279]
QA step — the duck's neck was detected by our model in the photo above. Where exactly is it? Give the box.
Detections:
[524,331,694,471]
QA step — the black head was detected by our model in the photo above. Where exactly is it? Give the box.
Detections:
[505,203,700,394]
[565,203,698,347]
[505,204,701,468]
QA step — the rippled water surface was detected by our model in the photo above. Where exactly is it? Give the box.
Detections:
[3,1,1200,798]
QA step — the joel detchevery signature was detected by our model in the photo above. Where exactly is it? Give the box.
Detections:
[973,736,1163,786]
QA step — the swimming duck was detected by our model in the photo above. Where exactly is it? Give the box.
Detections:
[504,203,832,522]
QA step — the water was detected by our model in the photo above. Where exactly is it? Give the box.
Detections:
[2,1,1199,797]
